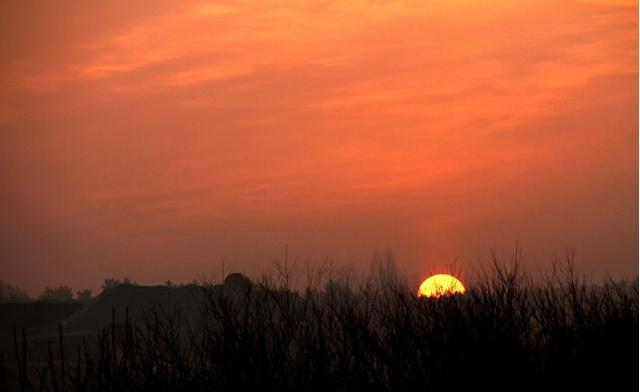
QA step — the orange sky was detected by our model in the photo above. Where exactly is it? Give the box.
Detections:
[0,0,637,293]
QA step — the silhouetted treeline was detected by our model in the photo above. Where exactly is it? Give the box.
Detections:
[0,278,142,304]
[2,257,638,391]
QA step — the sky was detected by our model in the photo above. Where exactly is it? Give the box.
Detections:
[0,0,638,294]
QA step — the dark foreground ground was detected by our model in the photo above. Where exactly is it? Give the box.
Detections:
[1,263,638,391]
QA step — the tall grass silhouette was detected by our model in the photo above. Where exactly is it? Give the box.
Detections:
[3,254,638,391]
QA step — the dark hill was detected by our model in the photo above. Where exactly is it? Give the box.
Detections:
[64,284,202,331]
[0,302,81,334]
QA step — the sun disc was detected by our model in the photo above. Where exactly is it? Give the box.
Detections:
[417,274,465,298]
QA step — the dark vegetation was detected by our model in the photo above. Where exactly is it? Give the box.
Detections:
[1,255,637,391]
[0,278,140,305]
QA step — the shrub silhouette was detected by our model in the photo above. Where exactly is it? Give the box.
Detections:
[5,257,638,391]
[0,281,31,303]
[76,289,93,304]
[101,278,137,295]
[38,286,74,303]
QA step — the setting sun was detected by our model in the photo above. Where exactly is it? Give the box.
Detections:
[417,274,466,298]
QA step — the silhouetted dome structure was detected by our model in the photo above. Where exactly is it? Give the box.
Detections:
[224,273,252,292]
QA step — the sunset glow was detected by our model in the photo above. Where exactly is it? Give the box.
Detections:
[0,0,637,293]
